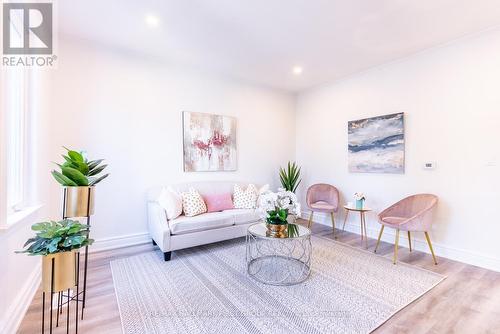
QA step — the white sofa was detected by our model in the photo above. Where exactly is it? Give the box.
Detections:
[147,181,262,261]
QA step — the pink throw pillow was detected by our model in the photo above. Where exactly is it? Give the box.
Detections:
[204,193,234,213]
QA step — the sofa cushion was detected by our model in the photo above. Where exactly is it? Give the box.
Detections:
[233,184,258,209]
[181,188,207,217]
[223,209,261,225]
[204,193,234,213]
[157,186,182,220]
[169,212,234,235]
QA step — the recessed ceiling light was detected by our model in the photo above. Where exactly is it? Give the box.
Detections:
[145,15,160,27]
[292,66,303,75]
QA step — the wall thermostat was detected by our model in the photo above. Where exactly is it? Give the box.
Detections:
[423,162,436,170]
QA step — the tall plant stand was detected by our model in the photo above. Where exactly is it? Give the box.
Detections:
[61,186,94,321]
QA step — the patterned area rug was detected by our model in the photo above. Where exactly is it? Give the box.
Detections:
[111,234,445,334]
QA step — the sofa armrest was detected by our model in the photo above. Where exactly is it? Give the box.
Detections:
[147,201,172,252]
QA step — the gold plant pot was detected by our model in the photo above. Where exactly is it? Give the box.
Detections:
[42,251,77,293]
[266,223,288,238]
[63,186,94,218]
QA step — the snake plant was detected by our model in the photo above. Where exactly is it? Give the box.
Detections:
[279,161,302,193]
[51,147,109,187]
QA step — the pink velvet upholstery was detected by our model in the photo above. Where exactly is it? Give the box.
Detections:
[203,193,234,213]
[306,184,339,213]
[378,194,438,232]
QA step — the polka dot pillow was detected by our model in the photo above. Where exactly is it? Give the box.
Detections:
[233,184,258,209]
[181,188,207,217]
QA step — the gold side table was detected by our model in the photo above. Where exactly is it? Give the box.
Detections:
[342,205,372,248]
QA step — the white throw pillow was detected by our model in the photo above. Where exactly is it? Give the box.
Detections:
[258,184,270,195]
[181,188,207,217]
[233,184,258,209]
[157,186,182,220]
[257,184,270,209]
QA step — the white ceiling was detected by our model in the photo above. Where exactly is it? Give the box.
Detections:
[59,0,500,92]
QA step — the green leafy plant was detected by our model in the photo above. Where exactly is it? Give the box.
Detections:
[279,161,302,193]
[287,223,299,237]
[260,189,300,225]
[17,220,94,256]
[267,208,289,225]
[51,147,109,186]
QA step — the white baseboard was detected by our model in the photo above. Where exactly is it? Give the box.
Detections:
[1,263,41,334]
[0,232,150,334]
[303,211,500,272]
[89,232,150,253]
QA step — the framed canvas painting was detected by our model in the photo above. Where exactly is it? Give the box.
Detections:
[348,112,405,173]
[182,111,237,172]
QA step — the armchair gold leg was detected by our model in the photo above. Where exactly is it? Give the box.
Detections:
[424,232,438,265]
[393,229,400,264]
[408,231,412,252]
[307,211,314,229]
[374,225,384,253]
[330,212,336,238]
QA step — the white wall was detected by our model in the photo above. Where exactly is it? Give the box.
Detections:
[0,70,53,333]
[46,38,296,248]
[296,28,500,271]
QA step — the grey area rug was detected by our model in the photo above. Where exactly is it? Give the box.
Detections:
[111,234,445,334]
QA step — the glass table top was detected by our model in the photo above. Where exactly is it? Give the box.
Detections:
[248,222,311,239]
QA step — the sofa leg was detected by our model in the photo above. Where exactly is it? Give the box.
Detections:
[163,251,172,262]
[152,239,157,246]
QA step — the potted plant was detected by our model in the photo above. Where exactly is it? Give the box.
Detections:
[354,192,366,209]
[17,220,94,292]
[279,161,302,193]
[51,148,109,217]
[259,189,301,238]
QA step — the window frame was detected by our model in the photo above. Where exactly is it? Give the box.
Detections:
[0,66,39,229]
[6,68,28,214]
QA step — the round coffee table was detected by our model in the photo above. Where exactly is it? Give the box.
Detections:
[246,222,312,286]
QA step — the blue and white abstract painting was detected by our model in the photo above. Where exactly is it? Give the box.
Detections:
[348,113,405,173]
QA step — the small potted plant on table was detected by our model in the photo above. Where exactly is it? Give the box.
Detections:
[17,219,94,293]
[355,192,366,210]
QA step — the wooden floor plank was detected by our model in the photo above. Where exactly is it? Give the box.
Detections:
[17,220,500,333]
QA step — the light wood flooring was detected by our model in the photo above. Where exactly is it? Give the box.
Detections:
[18,220,500,333]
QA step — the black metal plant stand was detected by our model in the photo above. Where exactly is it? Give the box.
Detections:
[61,187,92,320]
[41,188,93,333]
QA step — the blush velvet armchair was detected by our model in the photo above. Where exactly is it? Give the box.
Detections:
[306,184,340,237]
[374,194,439,265]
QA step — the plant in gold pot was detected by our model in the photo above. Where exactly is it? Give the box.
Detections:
[51,147,109,217]
[259,189,301,238]
[17,220,94,293]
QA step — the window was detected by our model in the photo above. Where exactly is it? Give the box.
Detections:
[6,68,27,213]
[0,13,39,228]
[3,13,29,217]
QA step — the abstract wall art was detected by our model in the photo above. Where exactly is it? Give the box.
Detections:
[182,111,237,172]
[348,112,405,173]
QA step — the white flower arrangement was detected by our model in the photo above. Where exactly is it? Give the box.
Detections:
[258,188,301,224]
[354,192,365,201]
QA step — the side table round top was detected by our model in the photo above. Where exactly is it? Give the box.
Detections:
[343,205,372,212]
